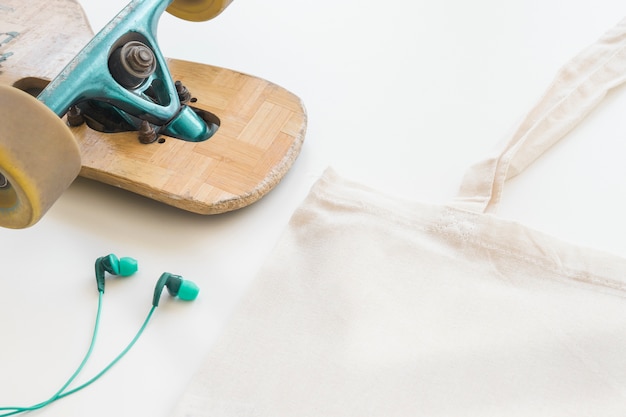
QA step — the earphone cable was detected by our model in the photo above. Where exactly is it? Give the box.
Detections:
[54,305,156,400]
[0,291,105,417]
[0,301,157,416]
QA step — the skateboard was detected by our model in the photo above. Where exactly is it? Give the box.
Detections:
[0,0,307,228]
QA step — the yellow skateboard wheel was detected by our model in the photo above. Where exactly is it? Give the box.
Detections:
[0,85,81,229]
[167,0,233,22]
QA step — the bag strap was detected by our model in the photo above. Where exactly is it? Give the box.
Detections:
[453,18,626,214]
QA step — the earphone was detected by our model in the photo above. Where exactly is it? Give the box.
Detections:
[95,253,138,292]
[153,272,200,305]
[0,254,199,417]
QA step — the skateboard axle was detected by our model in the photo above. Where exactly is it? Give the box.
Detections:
[110,41,157,89]
[0,173,9,189]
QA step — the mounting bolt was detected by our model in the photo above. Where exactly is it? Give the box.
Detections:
[175,80,192,104]
[67,105,85,127]
[138,120,157,144]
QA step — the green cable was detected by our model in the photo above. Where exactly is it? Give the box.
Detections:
[55,306,156,400]
[0,291,104,416]
[0,297,157,416]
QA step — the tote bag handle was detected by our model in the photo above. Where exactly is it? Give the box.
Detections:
[454,18,626,214]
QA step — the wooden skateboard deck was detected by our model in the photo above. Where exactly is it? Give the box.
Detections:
[0,0,306,215]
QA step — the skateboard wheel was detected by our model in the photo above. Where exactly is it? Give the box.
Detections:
[167,0,233,22]
[0,85,81,228]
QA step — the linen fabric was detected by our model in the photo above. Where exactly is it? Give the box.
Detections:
[171,17,626,416]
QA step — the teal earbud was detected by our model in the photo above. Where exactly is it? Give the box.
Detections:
[152,272,200,306]
[95,254,138,292]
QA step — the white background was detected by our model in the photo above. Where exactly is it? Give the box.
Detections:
[2,0,626,416]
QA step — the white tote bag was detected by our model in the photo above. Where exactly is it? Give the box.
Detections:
[172,18,626,416]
